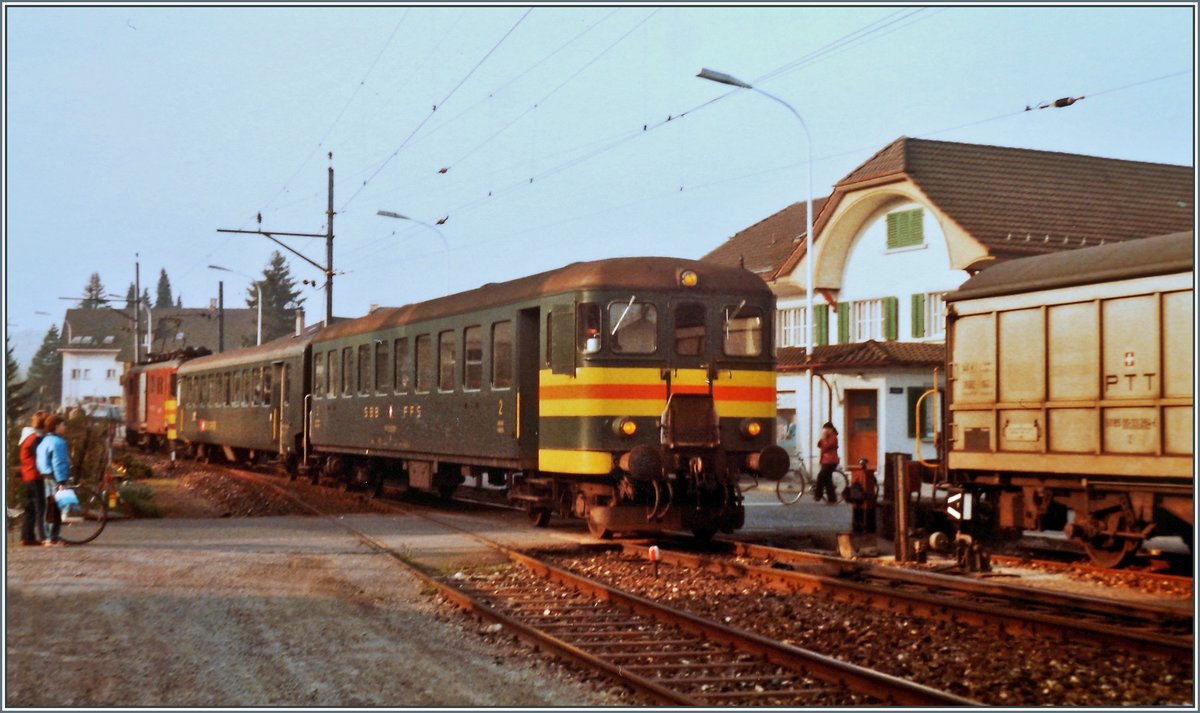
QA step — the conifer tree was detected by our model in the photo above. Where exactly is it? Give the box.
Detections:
[247,251,306,342]
[155,268,174,308]
[25,324,62,411]
[81,273,109,309]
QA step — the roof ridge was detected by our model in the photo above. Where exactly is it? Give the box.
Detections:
[906,137,1193,170]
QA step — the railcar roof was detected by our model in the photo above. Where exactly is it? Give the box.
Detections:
[315,257,771,343]
[178,325,321,373]
[948,230,1194,302]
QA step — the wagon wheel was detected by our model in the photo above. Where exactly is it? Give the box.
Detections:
[691,527,717,542]
[284,454,299,481]
[1082,511,1139,568]
[528,507,551,528]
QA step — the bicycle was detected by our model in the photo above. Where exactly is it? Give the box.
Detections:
[776,462,848,505]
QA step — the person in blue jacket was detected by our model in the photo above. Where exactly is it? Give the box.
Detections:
[35,414,71,547]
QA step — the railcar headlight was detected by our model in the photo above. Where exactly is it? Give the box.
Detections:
[740,419,763,438]
[680,270,699,288]
[612,417,638,437]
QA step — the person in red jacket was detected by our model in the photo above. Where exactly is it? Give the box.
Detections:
[17,410,49,546]
[814,421,840,506]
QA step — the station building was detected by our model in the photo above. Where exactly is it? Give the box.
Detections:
[703,137,1194,474]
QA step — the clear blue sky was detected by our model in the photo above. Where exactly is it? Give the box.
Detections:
[4,4,1195,368]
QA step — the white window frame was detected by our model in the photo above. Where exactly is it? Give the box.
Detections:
[923,292,947,339]
[852,299,886,341]
[775,307,808,348]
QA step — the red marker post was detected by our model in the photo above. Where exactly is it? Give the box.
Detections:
[648,545,661,578]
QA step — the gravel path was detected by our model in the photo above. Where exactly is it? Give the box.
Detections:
[5,517,630,707]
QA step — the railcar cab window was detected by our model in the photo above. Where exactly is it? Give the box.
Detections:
[415,335,433,393]
[724,303,764,357]
[492,321,513,389]
[674,302,706,356]
[464,326,483,391]
[394,337,411,393]
[358,344,371,395]
[610,299,657,354]
[375,340,390,392]
[341,347,353,396]
[439,330,457,392]
[578,303,601,354]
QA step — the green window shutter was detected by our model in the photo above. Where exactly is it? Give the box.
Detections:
[814,304,829,345]
[886,208,924,249]
[837,302,851,344]
[883,297,898,340]
[911,293,925,338]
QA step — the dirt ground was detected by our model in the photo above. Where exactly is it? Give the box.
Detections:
[4,457,633,707]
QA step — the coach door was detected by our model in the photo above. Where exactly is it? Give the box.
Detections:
[271,362,286,453]
[516,308,540,469]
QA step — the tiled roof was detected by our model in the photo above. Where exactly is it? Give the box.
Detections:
[61,307,258,362]
[701,197,831,279]
[831,137,1195,257]
[777,340,945,372]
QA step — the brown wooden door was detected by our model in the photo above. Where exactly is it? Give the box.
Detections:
[845,389,878,469]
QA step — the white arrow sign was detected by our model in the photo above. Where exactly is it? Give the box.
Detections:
[947,492,973,521]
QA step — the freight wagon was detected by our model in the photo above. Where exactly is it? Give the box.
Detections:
[941,230,1194,566]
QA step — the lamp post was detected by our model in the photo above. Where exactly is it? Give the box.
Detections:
[698,67,817,480]
[208,265,262,345]
[377,210,451,296]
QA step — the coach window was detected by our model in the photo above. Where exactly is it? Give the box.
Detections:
[723,303,764,357]
[492,321,513,389]
[415,335,433,393]
[326,351,337,396]
[314,352,326,396]
[224,372,231,406]
[358,344,371,395]
[464,326,483,391]
[439,330,457,392]
[244,369,253,403]
[341,347,353,396]
[578,303,602,354]
[610,301,658,354]
[256,367,266,405]
[263,367,272,404]
[394,337,411,394]
[674,302,706,356]
[375,340,390,392]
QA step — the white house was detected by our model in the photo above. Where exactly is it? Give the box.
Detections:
[704,137,1194,475]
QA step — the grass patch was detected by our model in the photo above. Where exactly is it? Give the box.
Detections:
[117,481,161,518]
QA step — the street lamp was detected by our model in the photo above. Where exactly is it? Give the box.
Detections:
[377,210,451,296]
[208,265,262,345]
[698,67,818,479]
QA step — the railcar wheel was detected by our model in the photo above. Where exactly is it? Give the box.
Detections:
[691,527,717,542]
[437,485,455,501]
[528,507,551,528]
[284,454,298,481]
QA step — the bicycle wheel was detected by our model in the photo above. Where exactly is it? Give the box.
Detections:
[775,470,807,505]
[833,468,850,503]
[58,485,108,545]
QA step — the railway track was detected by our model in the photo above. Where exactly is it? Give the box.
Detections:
[623,540,1193,659]
[214,466,977,706]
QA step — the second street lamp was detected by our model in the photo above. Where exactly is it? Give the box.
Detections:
[698,66,818,483]
[377,210,451,297]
